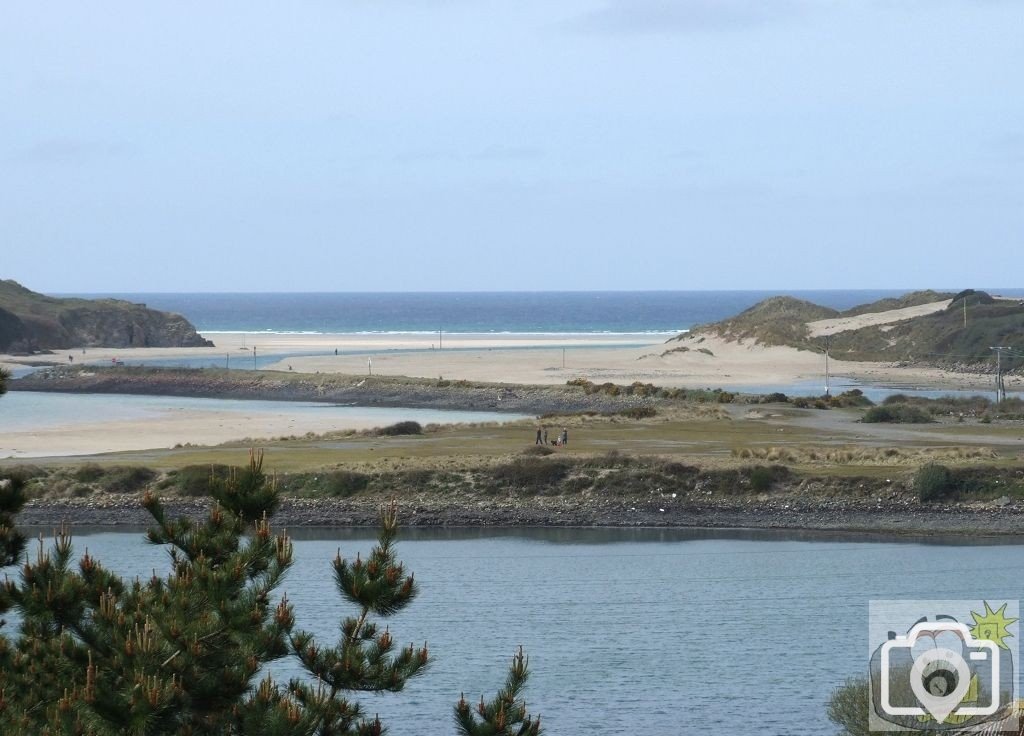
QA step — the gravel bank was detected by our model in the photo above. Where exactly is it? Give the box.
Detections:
[12,366,661,416]
[16,494,1024,537]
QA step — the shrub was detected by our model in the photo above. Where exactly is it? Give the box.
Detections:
[762,392,789,403]
[376,420,423,436]
[830,389,873,408]
[915,463,955,501]
[862,405,933,424]
[399,468,435,487]
[324,470,371,497]
[627,382,659,397]
[100,466,157,494]
[827,678,871,736]
[173,464,233,497]
[73,463,105,483]
[492,457,571,492]
[618,406,657,419]
[747,465,788,492]
[522,445,555,456]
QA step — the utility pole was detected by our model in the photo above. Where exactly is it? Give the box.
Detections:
[253,346,257,371]
[963,299,967,329]
[990,346,1010,403]
[821,335,832,397]
[226,353,229,370]
[438,328,442,350]
[368,357,373,375]
[562,348,566,369]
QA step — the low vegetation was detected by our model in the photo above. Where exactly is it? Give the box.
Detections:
[790,389,873,410]
[733,445,997,466]
[911,462,1024,503]
[881,393,1024,421]
[861,404,932,424]
[374,420,423,436]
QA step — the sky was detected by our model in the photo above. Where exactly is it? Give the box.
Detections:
[1,0,1021,293]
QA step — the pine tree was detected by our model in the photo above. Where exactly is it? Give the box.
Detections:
[455,647,541,736]
[0,450,542,735]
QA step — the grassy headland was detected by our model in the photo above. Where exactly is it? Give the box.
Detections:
[0,279,211,352]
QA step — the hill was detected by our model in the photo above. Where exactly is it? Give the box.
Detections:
[839,289,954,317]
[674,296,838,348]
[684,289,1024,371]
[0,280,213,353]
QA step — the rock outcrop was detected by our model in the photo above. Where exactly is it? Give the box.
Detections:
[0,280,213,352]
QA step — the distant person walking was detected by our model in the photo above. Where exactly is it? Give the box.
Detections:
[561,428,568,446]
[535,427,543,445]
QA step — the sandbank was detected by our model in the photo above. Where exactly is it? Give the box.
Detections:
[3,328,1015,397]
[1,331,665,373]
[263,333,1015,394]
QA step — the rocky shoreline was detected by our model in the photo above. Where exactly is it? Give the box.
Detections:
[11,366,662,415]
[15,494,1024,537]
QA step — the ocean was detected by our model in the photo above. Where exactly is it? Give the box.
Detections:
[59,289,1005,335]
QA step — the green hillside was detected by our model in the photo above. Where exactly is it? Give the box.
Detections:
[829,290,1023,368]
[686,289,1023,370]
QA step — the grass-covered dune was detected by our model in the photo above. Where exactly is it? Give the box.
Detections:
[683,289,1023,370]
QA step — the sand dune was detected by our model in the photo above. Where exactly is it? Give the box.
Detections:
[806,299,952,337]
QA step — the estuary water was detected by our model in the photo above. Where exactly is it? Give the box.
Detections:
[0,392,528,458]
[17,527,1023,735]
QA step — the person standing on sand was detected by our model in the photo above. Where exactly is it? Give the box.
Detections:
[561,428,568,446]
[535,427,543,445]
[542,427,548,445]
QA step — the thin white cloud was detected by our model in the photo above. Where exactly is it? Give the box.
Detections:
[7,138,129,165]
[566,0,808,34]
[470,144,544,161]
[393,145,544,164]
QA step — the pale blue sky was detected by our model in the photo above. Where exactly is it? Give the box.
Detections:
[2,1,1021,292]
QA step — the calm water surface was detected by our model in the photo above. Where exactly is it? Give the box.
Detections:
[0,391,528,433]
[15,527,1022,735]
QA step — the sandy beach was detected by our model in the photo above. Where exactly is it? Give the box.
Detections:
[3,325,1015,394]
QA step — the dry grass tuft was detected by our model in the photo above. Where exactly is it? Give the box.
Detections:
[731,445,999,466]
